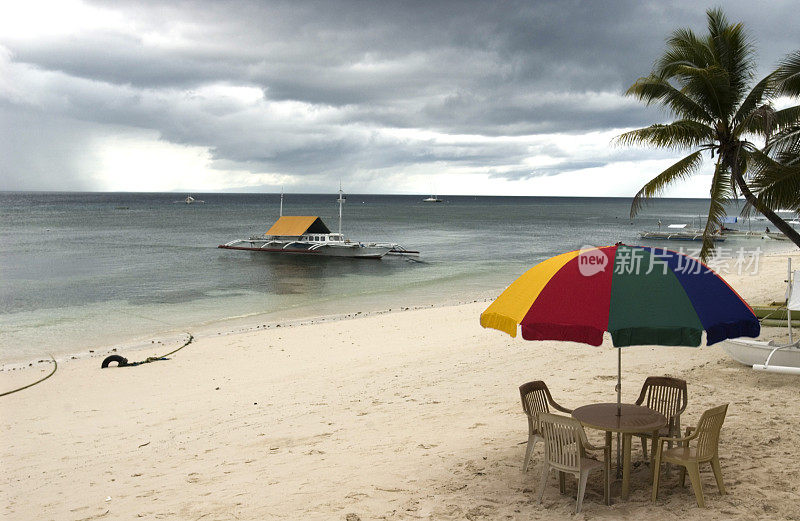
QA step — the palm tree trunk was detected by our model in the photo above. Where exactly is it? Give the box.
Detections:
[730,167,800,247]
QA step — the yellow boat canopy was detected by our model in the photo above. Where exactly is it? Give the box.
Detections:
[265,216,331,236]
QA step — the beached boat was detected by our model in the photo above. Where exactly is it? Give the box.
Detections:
[218,190,419,259]
[720,338,800,369]
[749,305,800,327]
[720,260,800,374]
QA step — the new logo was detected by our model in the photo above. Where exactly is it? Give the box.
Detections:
[578,246,609,277]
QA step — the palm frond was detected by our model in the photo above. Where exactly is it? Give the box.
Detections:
[713,19,754,103]
[630,151,704,217]
[677,8,755,122]
[773,106,800,132]
[657,28,713,77]
[747,147,783,171]
[765,123,800,158]
[743,148,800,213]
[676,64,731,119]
[615,121,714,149]
[705,8,729,43]
[774,50,800,97]
[776,144,800,166]
[625,76,714,123]
[733,73,777,133]
[737,104,775,142]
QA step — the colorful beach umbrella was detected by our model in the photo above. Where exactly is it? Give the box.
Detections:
[481,244,760,403]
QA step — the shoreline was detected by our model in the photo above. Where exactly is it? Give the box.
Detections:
[2,247,798,370]
[0,295,497,371]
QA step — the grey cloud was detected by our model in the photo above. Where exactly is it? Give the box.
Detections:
[1,0,797,191]
[489,161,610,182]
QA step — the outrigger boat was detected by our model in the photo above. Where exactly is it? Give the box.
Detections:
[639,224,726,242]
[721,229,790,240]
[721,259,800,374]
[218,189,419,259]
[715,215,795,240]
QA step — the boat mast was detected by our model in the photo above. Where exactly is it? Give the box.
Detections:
[279,188,283,217]
[338,183,344,236]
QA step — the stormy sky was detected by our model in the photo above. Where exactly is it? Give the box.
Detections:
[0,0,797,195]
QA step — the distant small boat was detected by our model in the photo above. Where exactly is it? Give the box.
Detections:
[175,195,204,204]
[422,195,442,203]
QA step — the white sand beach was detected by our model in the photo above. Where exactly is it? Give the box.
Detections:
[2,251,800,521]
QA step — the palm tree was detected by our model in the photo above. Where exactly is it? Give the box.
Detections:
[617,8,800,260]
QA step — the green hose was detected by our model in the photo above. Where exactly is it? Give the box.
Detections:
[0,356,57,397]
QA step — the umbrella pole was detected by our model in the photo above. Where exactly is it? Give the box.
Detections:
[616,347,622,478]
[617,347,621,414]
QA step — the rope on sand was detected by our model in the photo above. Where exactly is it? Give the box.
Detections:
[101,333,194,369]
[0,356,57,397]
[1,333,194,395]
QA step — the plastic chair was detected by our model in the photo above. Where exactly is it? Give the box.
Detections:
[519,381,573,472]
[537,412,609,513]
[652,404,729,508]
[634,376,688,460]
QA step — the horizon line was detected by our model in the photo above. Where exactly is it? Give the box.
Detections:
[0,189,730,200]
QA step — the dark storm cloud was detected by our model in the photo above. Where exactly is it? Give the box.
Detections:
[1,0,797,191]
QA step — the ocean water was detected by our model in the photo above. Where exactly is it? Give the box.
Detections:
[0,192,792,362]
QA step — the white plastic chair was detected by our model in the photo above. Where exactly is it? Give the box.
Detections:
[519,381,573,472]
[537,412,608,513]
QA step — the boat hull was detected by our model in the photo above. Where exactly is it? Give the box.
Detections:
[639,231,725,242]
[720,338,800,368]
[218,242,390,259]
[721,230,789,240]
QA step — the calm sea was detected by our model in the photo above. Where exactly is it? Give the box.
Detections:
[0,192,791,362]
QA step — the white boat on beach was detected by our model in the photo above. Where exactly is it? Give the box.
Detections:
[218,189,419,259]
[720,260,800,374]
[720,338,800,369]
